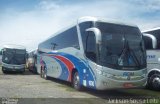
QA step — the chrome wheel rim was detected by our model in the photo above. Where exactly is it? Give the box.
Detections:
[41,69,44,78]
[74,73,80,88]
[44,68,47,79]
[152,77,160,89]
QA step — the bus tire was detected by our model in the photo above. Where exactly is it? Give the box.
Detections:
[21,68,25,74]
[148,74,160,91]
[44,67,48,80]
[2,67,7,74]
[33,67,37,74]
[2,71,7,74]
[72,71,82,90]
[40,67,43,78]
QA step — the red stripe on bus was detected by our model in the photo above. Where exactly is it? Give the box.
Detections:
[51,55,74,81]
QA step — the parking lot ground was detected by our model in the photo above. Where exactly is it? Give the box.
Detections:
[0,67,159,104]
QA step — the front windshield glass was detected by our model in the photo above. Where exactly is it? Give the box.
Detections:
[96,22,146,70]
[2,48,26,65]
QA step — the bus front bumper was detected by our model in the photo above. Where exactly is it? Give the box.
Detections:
[95,76,147,90]
[2,63,25,72]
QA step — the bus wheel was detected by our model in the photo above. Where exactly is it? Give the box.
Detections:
[2,67,7,74]
[2,71,7,74]
[21,69,25,74]
[148,74,160,91]
[44,67,48,80]
[33,67,37,74]
[40,67,44,78]
[73,71,82,90]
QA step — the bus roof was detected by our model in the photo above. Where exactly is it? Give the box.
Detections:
[39,16,138,45]
[3,44,26,50]
[142,27,160,33]
[78,16,137,27]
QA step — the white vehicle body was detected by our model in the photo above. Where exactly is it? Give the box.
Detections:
[37,17,147,90]
[27,50,37,73]
[2,44,26,73]
[142,28,160,90]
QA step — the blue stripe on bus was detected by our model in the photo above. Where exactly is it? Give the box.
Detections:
[47,52,96,89]
[50,56,69,81]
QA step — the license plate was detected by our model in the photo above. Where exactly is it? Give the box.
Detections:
[123,83,133,88]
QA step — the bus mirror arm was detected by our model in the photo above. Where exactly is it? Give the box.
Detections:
[158,58,160,63]
[86,28,102,63]
[85,28,102,44]
[143,33,157,49]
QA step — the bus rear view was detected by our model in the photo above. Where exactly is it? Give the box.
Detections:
[2,44,26,73]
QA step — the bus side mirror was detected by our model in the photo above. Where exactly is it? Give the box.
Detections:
[143,33,157,49]
[86,28,102,44]
[85,28,102,63]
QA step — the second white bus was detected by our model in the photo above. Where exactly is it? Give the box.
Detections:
[1,44,26,73]
[143,27,160,90]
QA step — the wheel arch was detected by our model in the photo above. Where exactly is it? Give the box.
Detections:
[148,69,160,78]
[71,68,83,85]
[71,68,78,82]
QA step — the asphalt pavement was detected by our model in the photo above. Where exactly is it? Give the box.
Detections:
[0,67,159,104]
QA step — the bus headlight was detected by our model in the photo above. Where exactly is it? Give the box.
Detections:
[96,69,103,75]
[96,69,113,78]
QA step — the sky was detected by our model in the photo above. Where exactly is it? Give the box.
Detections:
[0,0,160,51]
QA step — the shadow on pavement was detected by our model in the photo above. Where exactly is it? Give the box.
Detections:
[46,77,159,99]
[0,69,36,75]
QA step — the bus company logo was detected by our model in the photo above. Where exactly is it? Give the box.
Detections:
[147,55,156,59]
[123,72,134,80]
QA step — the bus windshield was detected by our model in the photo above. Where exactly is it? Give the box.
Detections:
[96,22,146,70]
[2,48,26,65]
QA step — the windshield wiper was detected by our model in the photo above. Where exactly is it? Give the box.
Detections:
[118,35,141,67]
[118,36,129,66]
[127,41,141,67]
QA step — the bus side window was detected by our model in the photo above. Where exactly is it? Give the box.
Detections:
[0,50,2,55]
[51,43,57,50]
[144,36,154,50]
[85,31,96,62]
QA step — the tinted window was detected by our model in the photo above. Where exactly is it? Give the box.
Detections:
[2,48,26,65]
[145,30,160,49]
[40,26,79,50]
[96,22,146,70]
[79,21,94,51]
[52,26,79,50]
[38,50,45,54]
[85,31,96,62]
[0,50,2,55]
[143,36,153,50]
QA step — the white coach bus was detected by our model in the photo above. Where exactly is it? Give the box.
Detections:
[1,44,26,73]
[37,17,147,90]
[143,27,160,90]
